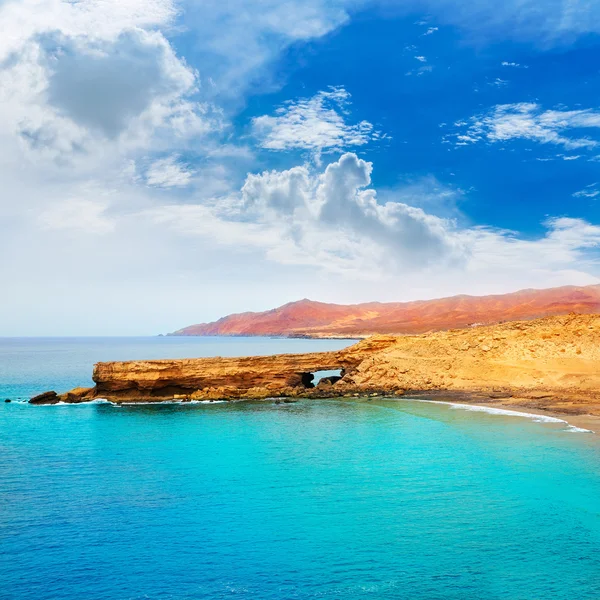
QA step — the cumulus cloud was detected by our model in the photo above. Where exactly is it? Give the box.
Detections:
[146,153,463,278]
[0,0,176,61]
[4,0,600,335]
[3,146,600,334]
[450,103,600,150]
[252,87,382,160]
[43,31,196,138]
[0,0,216,169]
[146,153,600,288]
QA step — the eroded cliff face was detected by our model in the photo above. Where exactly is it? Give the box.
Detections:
[33,314,600,416]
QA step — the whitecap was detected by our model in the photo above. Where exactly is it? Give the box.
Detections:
[119,399,227,406]
[565,425,594,433]
[35,398,117,406]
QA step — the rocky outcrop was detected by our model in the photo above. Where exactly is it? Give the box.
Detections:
[37,314,600,417]
[170,285,600,338]
[29,387,95,405]
[30,391,60,405]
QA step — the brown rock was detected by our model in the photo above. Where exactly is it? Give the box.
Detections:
[60,387,94,403]
[44,313,600,418]
[30,391,60,405]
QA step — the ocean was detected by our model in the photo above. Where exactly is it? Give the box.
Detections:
[1,337,599,600]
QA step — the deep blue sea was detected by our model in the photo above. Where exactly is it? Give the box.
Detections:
[1,337,600,600]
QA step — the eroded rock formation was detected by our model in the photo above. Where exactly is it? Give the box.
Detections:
[34,314,600,418]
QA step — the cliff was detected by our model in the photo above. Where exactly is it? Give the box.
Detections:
[169,284,600,338]
[34,314,600,418]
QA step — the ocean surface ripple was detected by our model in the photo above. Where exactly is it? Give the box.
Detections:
[1,337,599,600]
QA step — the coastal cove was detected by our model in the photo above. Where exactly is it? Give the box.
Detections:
[3,335,600,600]
[2,396,600,600]
[34,315,600,432]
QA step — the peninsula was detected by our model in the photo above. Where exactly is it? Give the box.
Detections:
[32,314,600,426]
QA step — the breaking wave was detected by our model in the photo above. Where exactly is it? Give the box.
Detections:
[407,399,594,433]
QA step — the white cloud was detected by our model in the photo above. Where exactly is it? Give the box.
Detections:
[4,0,600,335]
[38,198,115,234]
[410,0,600,45]
[451,103,600,150]
[3,147,600,334]
[146,156,194,187]
[0,0,177,62]
[501,61,528,68]
[252,87,382,159]
[0,0,219,172]
[573,184,600,199]
[178,0,352,99]
[415,55,427,62]
[147,153,464,277]
[406,64,434,76]
[146,153,600,288]
[423,26,439,35]
[43,31,196,139]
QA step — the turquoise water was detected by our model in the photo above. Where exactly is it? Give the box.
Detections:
[1,338,600,599]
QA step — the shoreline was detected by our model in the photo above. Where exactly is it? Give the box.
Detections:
[29,315,600,425]
[19,392,600,433]
[463,402,600,433]
[166,333,367,340]
[402,391,600,433]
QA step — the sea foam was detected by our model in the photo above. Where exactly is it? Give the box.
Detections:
[119,399,227,406]
[407,399,594,433]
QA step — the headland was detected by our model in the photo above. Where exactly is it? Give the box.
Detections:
[32,313,600,428]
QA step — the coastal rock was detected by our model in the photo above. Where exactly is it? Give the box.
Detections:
[60,387,94,403]
[44,314,600,417]
[30,391,60,405]
[85,350,367,403]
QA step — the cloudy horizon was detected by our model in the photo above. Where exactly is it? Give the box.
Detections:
[2,0,600,335]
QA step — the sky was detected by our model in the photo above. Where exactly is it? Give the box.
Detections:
[2,0,600,335]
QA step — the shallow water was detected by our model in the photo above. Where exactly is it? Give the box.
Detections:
[1,338,599,599]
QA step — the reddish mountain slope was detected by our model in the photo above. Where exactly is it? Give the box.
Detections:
[170,285,600,337]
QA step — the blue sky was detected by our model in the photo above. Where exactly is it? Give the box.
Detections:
[1,0,600,334]
[237,13,600,231]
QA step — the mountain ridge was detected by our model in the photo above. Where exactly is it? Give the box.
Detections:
[169,284,600,338]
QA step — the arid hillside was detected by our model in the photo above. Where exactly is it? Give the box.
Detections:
[170,284,600,337]
[41,314,600,421]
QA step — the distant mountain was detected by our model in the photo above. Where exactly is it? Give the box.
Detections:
[169,285,600,338]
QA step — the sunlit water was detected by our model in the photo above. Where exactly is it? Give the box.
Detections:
[1,338,599,599]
